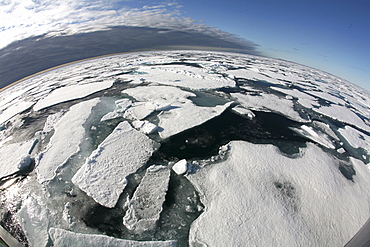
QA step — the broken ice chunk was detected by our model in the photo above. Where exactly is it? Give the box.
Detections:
[290,125,336,149]
[123,102,156,120]
[172,159,188,175]
[231,105,255,119]
[49,228,177,247]
[132,120,158,134]
[123,165,170,233]
[72,121,158,208]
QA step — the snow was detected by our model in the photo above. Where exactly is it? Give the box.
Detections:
[270,87,320,109]
[231,92,307,122]
[49,228,177,247]
[36,98,99,183]
[290,125,336,149]
[172,159,188,175]
[123,165,170,233]
[101,99,132,121]
[188,141,370,247]
[0,101,35,124]
[72,121,158,208]
[17,196,49,247]
[33,80,114,111]
[123,102,156,120]
[0,139,36,178]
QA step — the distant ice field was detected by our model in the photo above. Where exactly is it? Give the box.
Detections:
[0,50,369,247]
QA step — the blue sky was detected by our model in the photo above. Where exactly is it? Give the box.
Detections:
[176,0,370,90]
[1,0,369,90]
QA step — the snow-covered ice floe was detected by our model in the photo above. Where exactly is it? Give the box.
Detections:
[123,166,170,233]
[338,125,370,153]
[0,139,37,178]
[72,121,158,208]
[0,101,35,125]
[49,228,177,247]
[36,98,100,183]
[33,80,114,111]
[290,125,336,149]
[188,141,370,247]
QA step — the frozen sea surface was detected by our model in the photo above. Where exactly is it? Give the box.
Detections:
[0,50,369,246]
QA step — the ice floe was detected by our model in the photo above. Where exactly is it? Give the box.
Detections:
[338,125,370,153]
[49,228,177,247]
[290,125,335,149]
[231,92,307,122]
[132,120,158,134]
[33,80,113,111]
[17,196,50,247]
[0,139,36,178]
[101,99,132,122]
[0,101,35,125]
[188,141,370,246]
[36,98,99,183]
[123,165,170,233]
[72,121,158,208]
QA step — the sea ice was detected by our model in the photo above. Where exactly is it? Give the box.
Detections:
[172,159,188,175]
[123,166,170,233]
[338,125,370,153]
[188,141,370,246]
[72,121,158,208]
[36,98,99,183]
[0,101,35,125]
[33,80,113,111]
[0,139,36,178]
[17,197,49,247]
[231,105,255,119]
[49,228,177,247]
[231,92,307,122]
[290,125,336,149]
[158,101,233,139]
[132,120,158,134]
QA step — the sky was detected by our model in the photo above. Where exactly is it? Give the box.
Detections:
[0,0,369,91]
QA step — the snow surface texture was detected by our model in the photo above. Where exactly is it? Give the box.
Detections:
[188,141,370,247]
[123,166,170,233]
[72,121,158,208]
[49,228,177,247]
[36,98,100,183]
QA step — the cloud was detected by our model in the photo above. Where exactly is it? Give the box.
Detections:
[0,0,251,50]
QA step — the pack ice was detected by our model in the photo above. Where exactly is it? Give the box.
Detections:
[72,121,158,208]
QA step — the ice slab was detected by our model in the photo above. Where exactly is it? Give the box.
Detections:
[101,99,132,121]
[36,98,99,183]
[0,139,36,178]
[72,121,158,208]
[339,125,370,152]
[158,101,233,139]
[231,92,307,122]
[231,105,255,119]
[17,197,49,247]
[0,101,35,124]
[290,125,335,149]
[123,166,170,233]
[188,141,370,246]
[49,228,177,247]
[33,80,113,111]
